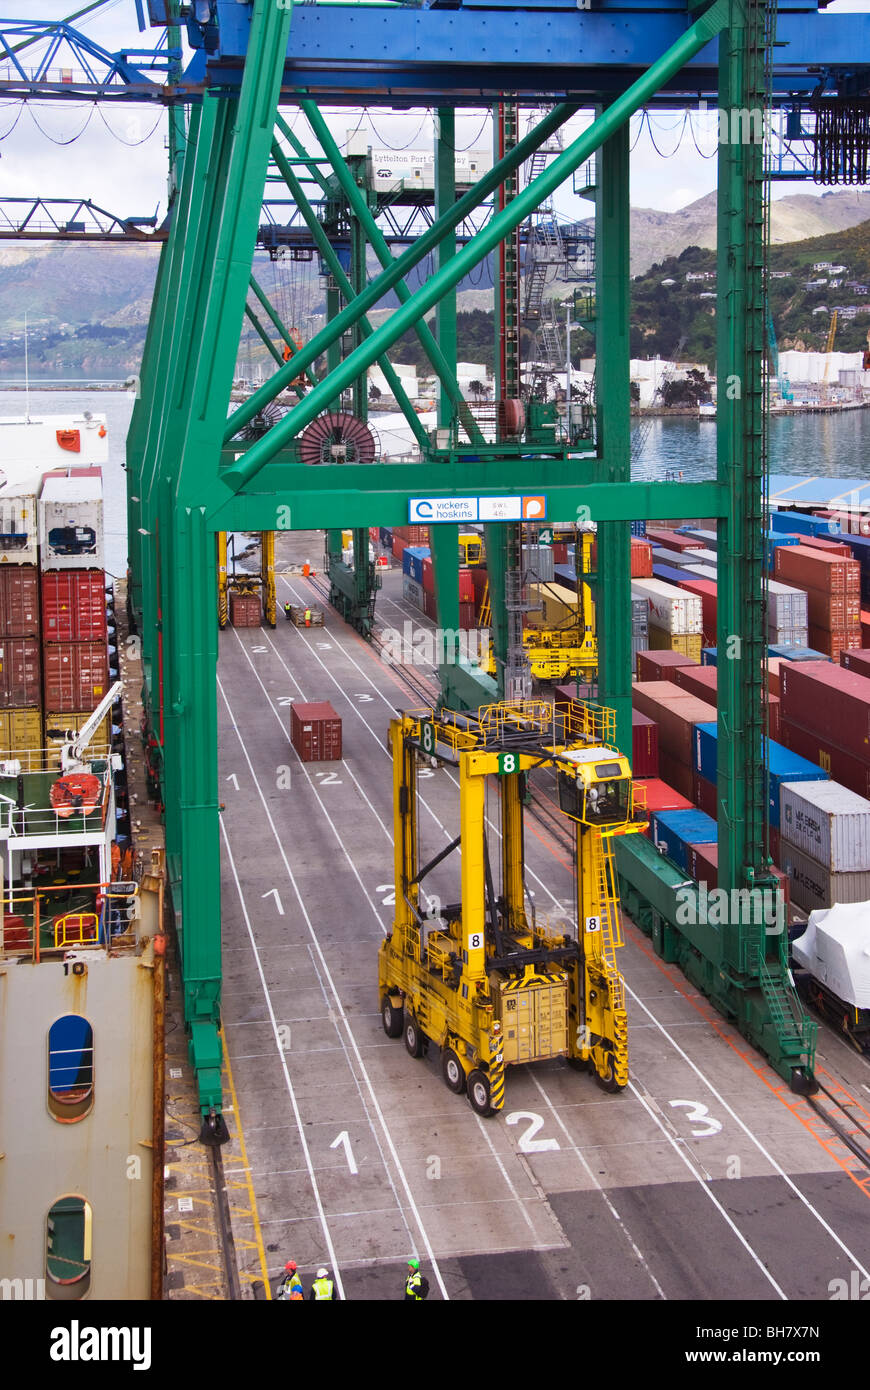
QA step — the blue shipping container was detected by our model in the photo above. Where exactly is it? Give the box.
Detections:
[701,647,718,666]
[767,644,830,662]
[651,808,718,872]
[631,520,647,537]
[652,564,696,587]
[554,564,578,586]
[692,724,829,826]
[402,545,430,584]
[766,533,801,571]
[769,511,840,538]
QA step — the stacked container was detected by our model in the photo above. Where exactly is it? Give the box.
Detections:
[693,723,829,827]
[0,495,42,770]
[778,778,870,913]
[38,472,110,749]
[630,597,649,675]
[767,579,809,648]
[632,680,717,800]
[774,544,861,660]
[780,659,870,800]
[631,578,703,661]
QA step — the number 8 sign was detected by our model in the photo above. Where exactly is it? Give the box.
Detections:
[498,752,518,774]
[467,931,484,952]
[420,720,435,754]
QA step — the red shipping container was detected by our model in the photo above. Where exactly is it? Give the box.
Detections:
[635,650,699,682]
[0,637,40,708]
[553,542,568,564]
[862,611,870,647]
[801,586,861,629]
[808,623,860,660]
[841,648,870,679]
[645,529,706,552]
[631,709,659,778]
[658,750,694,800]
[631,683,717,766]
[471,566,488,601]
[423,589,437,621]
[780,660,870,760]
[229,593,261,627]
[421,556,434,594]
[392,536,407,561]
[780,720,870,800]
[633,777,692,836]
[798,535,854,558]
[693,770,718,819]
[688,841,719,889]
[674,665,718,701]
[290,700,342,762]
[775,544,860,596]
[42,641,107,712]
[458,568,475,603]
[459,602,476,630]
[0,566,39,638]
[676,576,717,644]
[767,691,781,744]
[770,826,781,864]
[767,656,785,697]
[630,537,654,578]
[41,570,107,642]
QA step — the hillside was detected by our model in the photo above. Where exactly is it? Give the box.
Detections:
[3,186,870,378]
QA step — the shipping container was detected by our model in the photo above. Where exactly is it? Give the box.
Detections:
[658,750,694,801]
[379,526,392,548]
[767,644,830,663]
[775,544,860,596]
[682,564,719,581]
[42,641,108,712]
[674,664,719,701]
[43,708,111,770]
[525,583,581,632]
[781,719,870,801]
[40,569,106,642]
[421,555,434,594]
[799,586,861,630]
[780,660,870,761]
[646,628,704,660]
[693,722,829,826]
[0,707,42,771]
[392,535,407,561]
[701,647,717,666]
[768,626,810,649]
[798,535,853,558]
[458,602,476,630]
[675,577,717,644]
[779,839,870,915]
[633,777,693,836]
[693,770,718,819]
[0,638,40,708]
[522,544,555,582]
[767,579,809,631]
[423,589,437,621]
[651,808,717,871]
[631,578,702,635]
[651,547,700,570]
[402,546,430,585]
[780,779,870,873]
[631,710,659,778]
[229,592,261,627]
[687,840,720,889]
[769,510,840,539]
[635,650,698,683]
[402,575,424,610]
[807,623,860,660]
[0,491,38,565]
[841,648,870,679]
[652,563,693,588]
[38,472,104,570]
[645,528,706,552]
[0,566,39,638]
[863,611,870,646]
[290,700,342,762]
[631,683,717,766]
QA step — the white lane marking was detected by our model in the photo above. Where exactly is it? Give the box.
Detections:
[627,1081,787,1299]
[527,1072,666,1300]
[217,675,450,1300]
[473,1114,539,1237]
[217,813,346,1299]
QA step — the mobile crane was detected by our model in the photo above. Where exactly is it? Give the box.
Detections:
[378,699,646,1114]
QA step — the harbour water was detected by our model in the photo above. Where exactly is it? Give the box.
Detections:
[3,388,869,580]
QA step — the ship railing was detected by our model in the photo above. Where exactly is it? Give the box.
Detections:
[0,879,140,963]
[0,766,112,839]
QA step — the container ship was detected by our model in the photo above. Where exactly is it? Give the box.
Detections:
[0,413,161,1301]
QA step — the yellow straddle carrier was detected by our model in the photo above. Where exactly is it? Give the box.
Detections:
[377,699,647,1115]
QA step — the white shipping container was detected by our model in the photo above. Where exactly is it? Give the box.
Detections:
[683,564,718,580]
[767,579,808,629]
[402,575,424,610]
[779,839,870,915]
[780,779,870,872]
[630,578,702,635]
[768,625,809,648]
[651,548,700,569]
[0,491,38,565]
[678,529,718,549]
[38,472,104,571]
[522,544,554,582]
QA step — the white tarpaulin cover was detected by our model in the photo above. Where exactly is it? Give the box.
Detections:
[792,901,870,1009]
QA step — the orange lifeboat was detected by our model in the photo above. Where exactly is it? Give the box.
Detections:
[50,773,101,819]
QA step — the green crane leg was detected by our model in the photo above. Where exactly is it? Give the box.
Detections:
[432,109,461,696]
[225,0,729,487]
[228,102,581,441]
[594,120,633,759]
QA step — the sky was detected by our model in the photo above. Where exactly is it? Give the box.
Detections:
[2,0,869,226]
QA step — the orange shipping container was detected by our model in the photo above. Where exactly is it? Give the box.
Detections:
[0,566,39,638]
[41,570,107,642]
[0,638,40,708]
[43,641,108,712]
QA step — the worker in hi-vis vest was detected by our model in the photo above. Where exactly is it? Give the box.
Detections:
[304,607,312,626]
[310,1267,336,1300]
